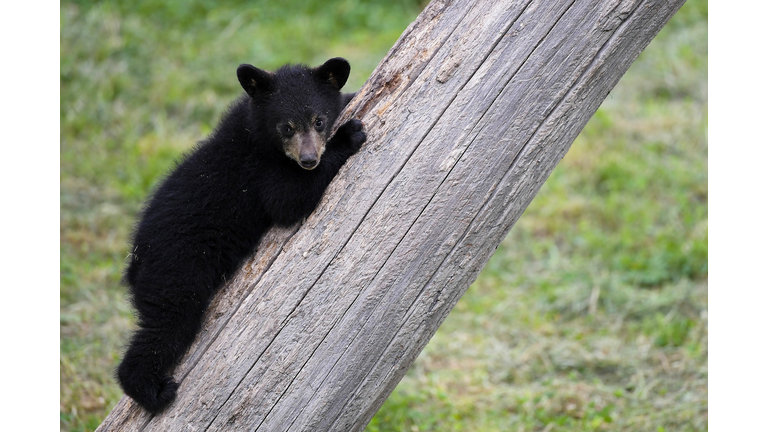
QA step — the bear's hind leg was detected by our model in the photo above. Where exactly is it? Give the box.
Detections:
[117,331,182,413]
[117,285,211,413]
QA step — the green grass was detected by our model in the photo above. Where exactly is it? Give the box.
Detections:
[60,1,707,431]
[60,1,423,429]
[369,2,708,431]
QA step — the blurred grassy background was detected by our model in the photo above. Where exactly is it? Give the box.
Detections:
[60,1,707,431]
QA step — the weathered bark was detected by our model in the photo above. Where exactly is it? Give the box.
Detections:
[97,0,685,430]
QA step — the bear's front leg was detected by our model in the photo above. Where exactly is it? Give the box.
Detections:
[328,119,366,157]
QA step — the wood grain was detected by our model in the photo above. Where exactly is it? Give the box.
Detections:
[97,0,685,430]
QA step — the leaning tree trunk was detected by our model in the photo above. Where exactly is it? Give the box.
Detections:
[97,0,685,430]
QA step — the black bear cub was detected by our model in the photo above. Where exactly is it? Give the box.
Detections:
[117,58,366,413]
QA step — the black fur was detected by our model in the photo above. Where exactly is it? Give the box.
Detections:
[117,58,366,413]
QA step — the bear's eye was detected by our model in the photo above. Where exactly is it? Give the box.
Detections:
[281,125,294,136]
[314,119,324,130]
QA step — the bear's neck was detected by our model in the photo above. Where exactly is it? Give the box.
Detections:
[203,96,283,160]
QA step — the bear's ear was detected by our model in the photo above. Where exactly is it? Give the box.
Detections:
[313,57,350,90]
[237,64,274,96]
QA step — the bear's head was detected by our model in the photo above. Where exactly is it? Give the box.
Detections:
[237,58,351,170]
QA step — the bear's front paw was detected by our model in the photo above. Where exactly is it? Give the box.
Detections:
[118,361,179,414]
[337,119,367,152]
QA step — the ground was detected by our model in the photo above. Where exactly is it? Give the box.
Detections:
[60,1,707,430]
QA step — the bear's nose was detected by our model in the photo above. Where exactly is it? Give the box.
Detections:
[299,154,318,169]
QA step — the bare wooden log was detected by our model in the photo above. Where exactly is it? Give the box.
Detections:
[97,0,685,430]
